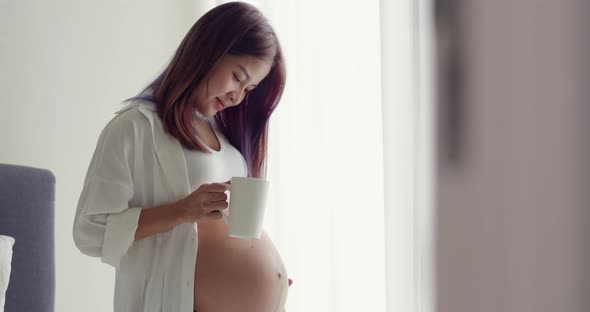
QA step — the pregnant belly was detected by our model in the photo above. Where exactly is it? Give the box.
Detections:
[194,220,289,312]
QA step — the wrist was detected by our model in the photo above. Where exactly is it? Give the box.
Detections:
[171,200,190,224]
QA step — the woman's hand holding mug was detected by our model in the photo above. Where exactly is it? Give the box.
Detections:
[177,177,270,239]
[176,180,231,222]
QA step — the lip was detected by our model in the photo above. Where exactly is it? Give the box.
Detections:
[216,97,226,111]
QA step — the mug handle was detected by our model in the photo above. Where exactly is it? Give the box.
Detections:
[220,182,232,191]
[220,182,231,224]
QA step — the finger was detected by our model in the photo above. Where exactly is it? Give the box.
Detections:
[207,200,228,210]
[208,192,228,202]
[208,182,230,192]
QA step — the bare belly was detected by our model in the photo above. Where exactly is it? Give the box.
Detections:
[194,219,289,312]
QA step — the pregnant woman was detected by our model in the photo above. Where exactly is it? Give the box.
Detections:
[73,2,292,311]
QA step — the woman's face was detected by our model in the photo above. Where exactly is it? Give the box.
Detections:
[192,54,273,118]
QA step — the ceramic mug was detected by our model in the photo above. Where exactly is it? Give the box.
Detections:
[220,177,270,239]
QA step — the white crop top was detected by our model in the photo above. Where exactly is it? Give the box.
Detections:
[182,119,248,192]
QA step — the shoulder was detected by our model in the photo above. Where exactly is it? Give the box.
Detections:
[109,101,156,133]
[114,101,154,125]
[99,102,155,146]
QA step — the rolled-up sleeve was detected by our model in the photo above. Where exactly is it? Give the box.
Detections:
[73,116,142,269]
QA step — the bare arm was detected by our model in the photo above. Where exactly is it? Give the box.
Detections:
[133,181,231,241]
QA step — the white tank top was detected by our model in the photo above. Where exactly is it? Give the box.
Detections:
[182,119,248,192]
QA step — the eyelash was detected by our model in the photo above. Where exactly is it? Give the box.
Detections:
[233,73,253,93]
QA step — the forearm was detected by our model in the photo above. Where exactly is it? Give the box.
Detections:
[134,202,187,241]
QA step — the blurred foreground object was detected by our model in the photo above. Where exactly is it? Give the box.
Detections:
[434,0,590,311]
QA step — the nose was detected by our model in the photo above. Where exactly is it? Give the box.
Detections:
[228,88,247,106]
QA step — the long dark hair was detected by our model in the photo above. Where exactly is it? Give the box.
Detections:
[128,2,285,179]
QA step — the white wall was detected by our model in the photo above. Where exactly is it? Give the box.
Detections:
[0,1,213,311]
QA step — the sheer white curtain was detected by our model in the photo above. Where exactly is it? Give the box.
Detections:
[237,0,436,311]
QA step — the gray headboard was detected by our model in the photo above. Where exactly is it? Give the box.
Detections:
[0,164,55,312]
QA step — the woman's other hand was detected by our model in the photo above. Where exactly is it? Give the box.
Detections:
[176,180,231,222]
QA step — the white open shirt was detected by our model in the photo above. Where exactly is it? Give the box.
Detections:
[73,100,247,312]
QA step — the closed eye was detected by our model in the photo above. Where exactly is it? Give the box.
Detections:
[234,73,256,94]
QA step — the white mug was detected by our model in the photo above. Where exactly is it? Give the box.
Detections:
[220,177,270,239]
